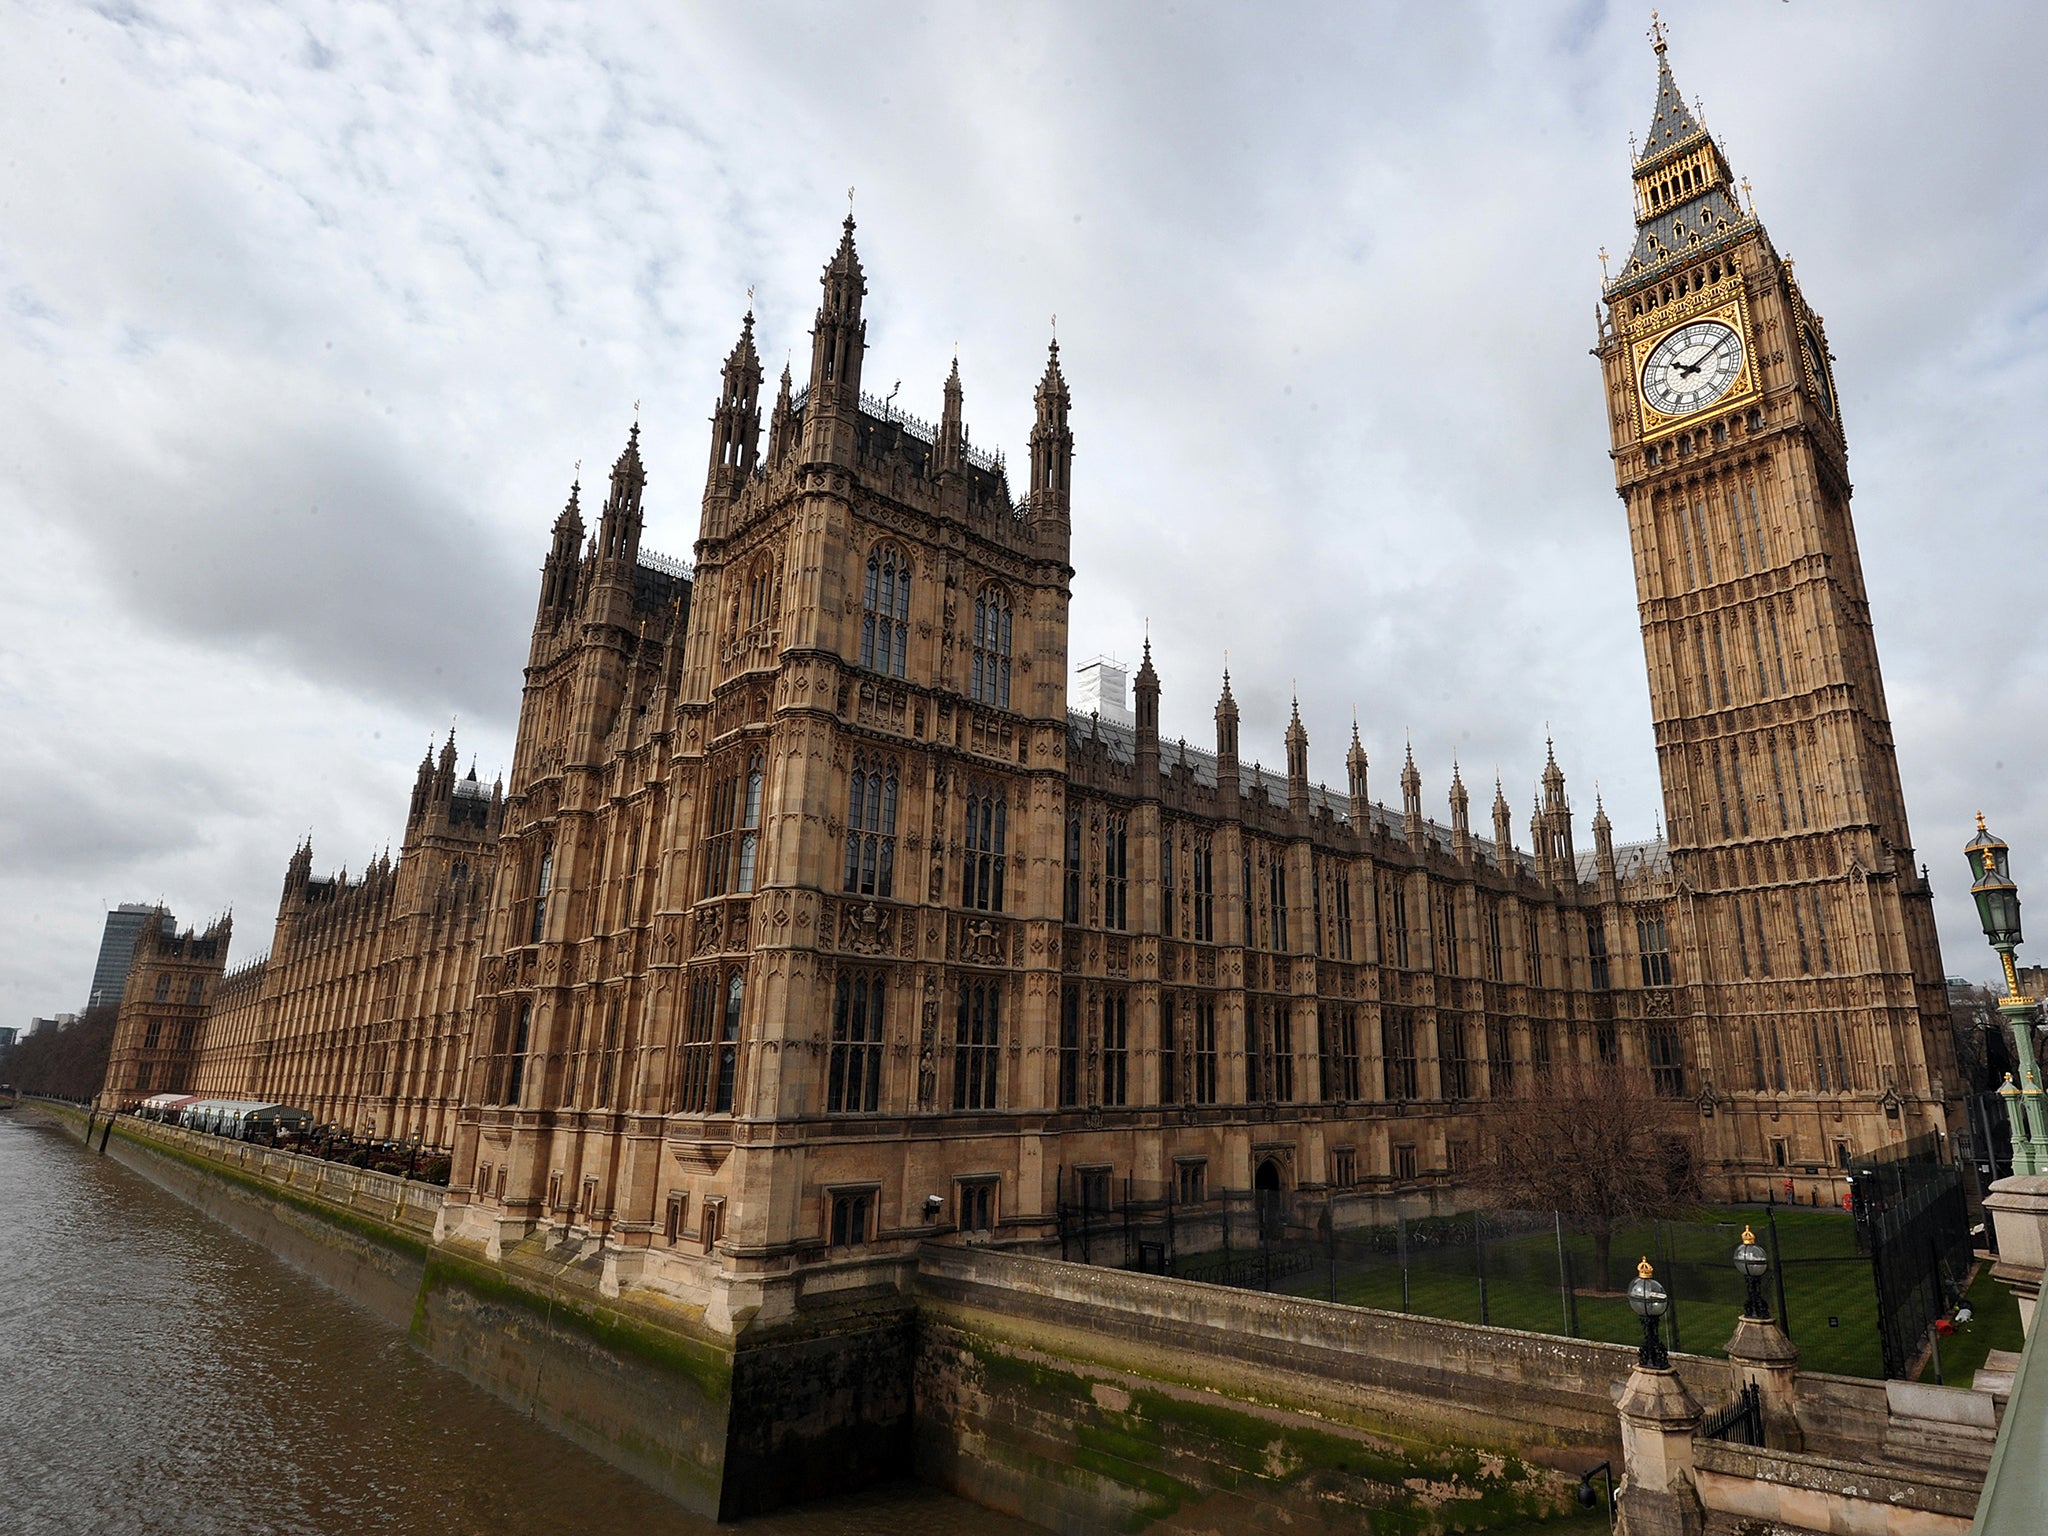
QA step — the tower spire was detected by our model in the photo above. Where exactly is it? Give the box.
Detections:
[802,212,867,465]
[706,306,763,499]
[1028,331,1072,532]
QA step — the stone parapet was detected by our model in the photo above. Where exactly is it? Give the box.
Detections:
[1982,1174,2048,1333]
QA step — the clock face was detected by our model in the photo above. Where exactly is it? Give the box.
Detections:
[1641,320,1746,418]
[1802,328,1835,418]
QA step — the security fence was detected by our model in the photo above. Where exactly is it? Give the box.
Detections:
[1053,1167,1953,1378]
[1849,1134,1972,1380]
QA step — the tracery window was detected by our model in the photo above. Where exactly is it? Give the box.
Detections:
[678,968,743,1115]
[1266,852,1288,951]
[1486,1015,1514,1096]
[1104,815,1128,931]
[1250,1002,1293,1103]
[1101,991,1128,1107]
[1321,1005,1361,1103]
[1440,1014,1471,1100]
[1435,883,1458,974]
[1160,995,1178,1103]
[1192,839,1216,942]
[1636,910,1674,987]
[1382,1006,1417,1102]
[530,844,553,945]
[970,584,1012,708]
[1161,833,1178,939]
[844,758,898,898]
[1063,812,1082,924]
[962,783,1007,912]
[828,972,885,1114]
[1190,996,1218,1105]
[954,979,1001,1109]
[1058,984,1082,1107]
[1332,865,1352,960]
[860,545,909,678]
[736,762,762,893]
[1588,917,1612,991]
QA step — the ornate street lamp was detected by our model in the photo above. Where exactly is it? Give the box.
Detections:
[1966,815,2048,1177]
[1628,1255,1671,1369]
[1734,1226,1771,1320]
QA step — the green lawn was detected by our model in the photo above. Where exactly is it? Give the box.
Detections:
[1261,1206,1896,1378]
[1916,1265,2025,1386]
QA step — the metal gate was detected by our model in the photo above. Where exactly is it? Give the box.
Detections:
[1850,1135,1972,1379]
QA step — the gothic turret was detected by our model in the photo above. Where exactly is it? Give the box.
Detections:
[1530,794,1550,886]
[1346,722,1369,834]
[1214,670,1239,801]
[1028,338,1072,533]
[1593,793,1617,885]
[1450,762,1471,863]
[802,215,866,466]
[1285,696,1309,818]
[1541,739,1575,878]
[596,422,646,567]
[1492,779,1514,873]
[1134,638,1160,787]
[284,838,313,899]
[539,479,584,621]
[766,360,796,469]
[1401,743,1423,853]
[935,355,967,478]
[706,309,763,501]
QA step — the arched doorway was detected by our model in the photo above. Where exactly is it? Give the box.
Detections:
[1255,1157,1285,1241]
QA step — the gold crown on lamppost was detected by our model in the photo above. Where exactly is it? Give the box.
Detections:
[1638,1256,1655,1279]
[1741,1225,1756,1245]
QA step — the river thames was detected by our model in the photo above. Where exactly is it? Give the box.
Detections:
[0,1110,1033,1536]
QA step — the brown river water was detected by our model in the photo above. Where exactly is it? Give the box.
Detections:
[0,1110,1036,1536]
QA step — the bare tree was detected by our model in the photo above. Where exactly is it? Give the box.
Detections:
[0,1005,118,1101]
[1481,1059,1696,1292]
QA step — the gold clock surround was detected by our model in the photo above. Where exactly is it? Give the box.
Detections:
[1627,279,1760,440]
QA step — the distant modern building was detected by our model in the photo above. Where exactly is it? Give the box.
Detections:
[88,903,166,1011]
[0,1026,19,1048]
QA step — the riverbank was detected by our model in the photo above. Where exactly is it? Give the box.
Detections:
[25,1100,1605,1533]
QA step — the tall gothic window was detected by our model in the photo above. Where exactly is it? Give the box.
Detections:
[529,845,553,945]
[1058,985,1081,1107]
[1382,1006,1417,1102]
[1435,884,1458,974]
[1267,854,1288,951]
[717,972,743,1112]
[954,979,1001,1109]
[1102,991,1128,1107]
[1384,876,1410,969]
[1530,1017,1552,1075]
[1440,1015,1471,1100]
[1486,1015,1513,1096]
[505,1001,532,1106]
[1588,917,1612,991]
[963,783,1007,912]
[1063,812,1083,924]
[1322,1005,1361,1102]
[828,972,884,1114]
[860,545,910,677]
[1190,996,1218,1105]
[844,759,898,898]
[1636,910,1673,987]
[679,969,742,1115]
[1160,995,1178,1103]
[736,761,763,893]
[1251,1002,1293,1103]
[702,756,761,899]
[1104,815,1128,931]
[1486,905,1504,982]
[1161,834,1177,939]
[970,584,1012,708]
[1332,865,1353,960]
[1192,839,1215,942]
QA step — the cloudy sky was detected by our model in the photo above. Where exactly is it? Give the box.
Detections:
[3,0,2044,1023]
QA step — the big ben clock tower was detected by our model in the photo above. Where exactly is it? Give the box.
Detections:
[1597,24,1959,1194]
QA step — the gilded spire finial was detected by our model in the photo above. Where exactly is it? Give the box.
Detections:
[1978,811,1989,834]
[1598,246,1610,281]
[1648,9,1667,54]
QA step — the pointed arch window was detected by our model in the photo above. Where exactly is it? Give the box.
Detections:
[844,758,898,898]
[737,762,763,892]
[703,753,763,897]
[954,979,1001,1109]
[1104,814,1128,931]
[963,782,1007,912]
[970,584,1013,708]
[1063,811,1082,924]
[529,845,554,945]
[860,546,910,678]
[828,972,885,1114]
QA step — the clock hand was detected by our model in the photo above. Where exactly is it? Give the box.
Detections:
[1674,359,1705,377]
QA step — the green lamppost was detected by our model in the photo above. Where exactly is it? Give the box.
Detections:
[1966,815,2048,1177]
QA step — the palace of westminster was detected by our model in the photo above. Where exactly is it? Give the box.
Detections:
[99,44,1960,1316]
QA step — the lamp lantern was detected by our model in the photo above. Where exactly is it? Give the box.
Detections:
[1627,1255,1671,1369]
[1734,1225,1771,1320]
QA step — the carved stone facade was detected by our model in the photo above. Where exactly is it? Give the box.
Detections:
[102,46,1956,1328]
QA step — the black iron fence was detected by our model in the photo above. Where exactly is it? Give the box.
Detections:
[1850,1135,1972,1380]
[1053,1167,1941,1376]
